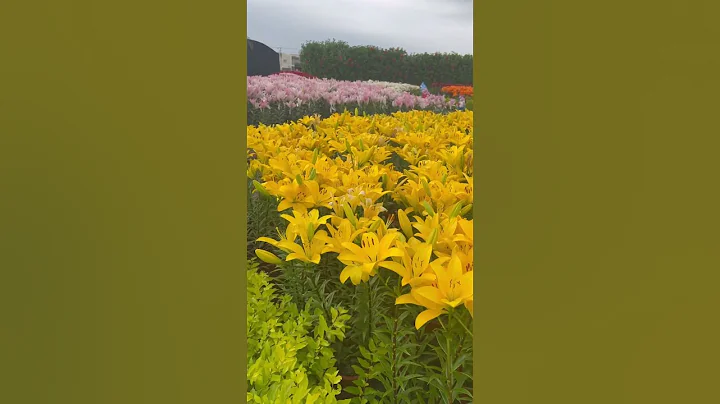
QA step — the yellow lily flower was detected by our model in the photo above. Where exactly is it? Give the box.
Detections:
[381,241,448,287]
[268,153,306,180]
[412,214,458,257]
[337,232,404,285]
[452,244,473,274]
[276,229,330,265]
[322,218,366,255]
[280,209,333,243]
[396,252,473,329]
[275,181,314,212]
[256,226,292,248]
[307,155,340,185]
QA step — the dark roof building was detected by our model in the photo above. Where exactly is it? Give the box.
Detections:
[247,39,280,76]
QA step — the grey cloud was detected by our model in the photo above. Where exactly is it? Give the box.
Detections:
[247,0,473,55]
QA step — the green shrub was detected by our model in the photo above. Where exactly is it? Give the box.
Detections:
[247,260,352,403]
[300,39,472,86]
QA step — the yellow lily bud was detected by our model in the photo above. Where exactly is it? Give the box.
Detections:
[343,202,357,227]
[255,249,282,265]
[450,201,464,219]
[311,148,319,164]
[253,180,270,197]
[428,228,439,245]
[368,219,381,232]
[422,201,436,217]
[397,209,414,239]
[421,178,432,197]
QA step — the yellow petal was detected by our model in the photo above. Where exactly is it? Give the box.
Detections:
[378,261,407,278]
[256,237,279,246]
[277,240,304,255]
[457,271,474,300]
[447,253,463,280]
[465,298,474,317]
[277,199,293,212]
[378,232,398,252]
[412,243,433,277]
[360,233,381,260]
[350,267,364,285]
[285,253,306,262]
[340,242,369,262]
[280,213,295,223]
[412,286,446,310]
[415,309,445,329]
[396,293,419,305]
[380,247,405,260]
[440,298,465,308]
[340,265,364,285]
[434,264,451,299]
[339,266,352,284]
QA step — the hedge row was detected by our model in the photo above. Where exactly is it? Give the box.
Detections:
[299,39,472,86]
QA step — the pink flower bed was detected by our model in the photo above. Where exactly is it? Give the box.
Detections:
[247,74,455,111]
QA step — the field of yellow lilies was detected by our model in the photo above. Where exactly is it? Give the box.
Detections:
[247,109,473,403]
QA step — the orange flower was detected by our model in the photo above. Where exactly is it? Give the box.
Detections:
[441,85,473,97]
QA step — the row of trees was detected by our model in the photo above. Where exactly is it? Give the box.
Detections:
[299,39,472,85]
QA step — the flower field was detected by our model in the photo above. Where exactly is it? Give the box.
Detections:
[247,74,458,126]
[247,78,474,403]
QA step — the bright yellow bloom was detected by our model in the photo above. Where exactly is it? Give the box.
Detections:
[396,252,473,328]
[382,241,447,287]
[337,232,404,285]
[277,230,330,265]
[275,181,315,212]
[280,209,332,243]
[267,153,306,180]
[256,226,292,248]
[412,213,458,257]
[323,218,366,255]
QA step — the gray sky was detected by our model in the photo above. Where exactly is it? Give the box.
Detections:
[247,0,473,55]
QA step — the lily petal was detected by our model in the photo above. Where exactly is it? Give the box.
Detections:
[415,309,445,329]
[396,293,420,305]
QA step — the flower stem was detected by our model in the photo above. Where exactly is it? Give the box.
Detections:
[445,308,455,403]
[457,314,473,339]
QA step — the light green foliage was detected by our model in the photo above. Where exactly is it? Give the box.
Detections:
[247,261,352,404]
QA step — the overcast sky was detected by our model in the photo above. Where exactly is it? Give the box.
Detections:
[247,0,473,55]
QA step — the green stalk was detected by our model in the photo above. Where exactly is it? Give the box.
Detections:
[457,314,473,339]
[367,278,373,345]
[445,309,455,403]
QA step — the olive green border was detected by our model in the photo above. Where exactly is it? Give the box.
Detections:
[473,0,720,403]
[1,0,247,402]
[3,0,720,403]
